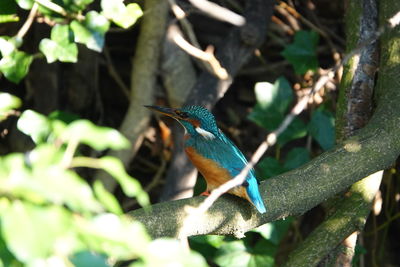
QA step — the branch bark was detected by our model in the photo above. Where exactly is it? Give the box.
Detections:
[282,0,383,265]
[131,71,400,237]
[97,0,169,191]
[130,0,400,245]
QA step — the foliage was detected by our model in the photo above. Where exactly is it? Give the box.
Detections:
[281,30,319,75]
[0,0,143,83]
[0,94,206,266]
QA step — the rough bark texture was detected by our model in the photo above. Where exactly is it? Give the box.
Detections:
[160,0,275,201]
[131,0,400,237]
[282,0,382,266]
[131,98,400,238]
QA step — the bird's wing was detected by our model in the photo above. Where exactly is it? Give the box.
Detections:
[214,131,257,180]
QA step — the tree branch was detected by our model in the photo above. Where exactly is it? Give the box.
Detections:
[97,0,169,191]
[131,84,400,237]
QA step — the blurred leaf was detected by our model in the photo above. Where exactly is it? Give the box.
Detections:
[15,0,33,10]
[99,157,149,207]
[281,30,319,74]
[39,24,78,63]
[0,37,16,56]
[277,117,307,146]
[283,147,310,170]
[101,0,143,29]
[0,221,20,267]
[63,119,130,150]
[252,217,294,245]
[93,180,123,215]
[77,213,150,259]
[49,110,80,123]
[0,50,33,83]
[248,77,293,130]
[0,153,47,204]
[140,239,207,267]
[70,11,110,52]
[308,109,335,150]
[0,93,21,120]
[256,157,285,180]
[1,201,73,262]
[70,251,109,267]
[17,110,51,144]
[0,0,18,23]
[0,93,21,112]
[31,167,103,213]
[189,235,225,261]
[214,240,274,267]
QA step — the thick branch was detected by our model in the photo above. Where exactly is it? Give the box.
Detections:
[282,0,382,265]
[98,0,169,191]
[131,88,400,237]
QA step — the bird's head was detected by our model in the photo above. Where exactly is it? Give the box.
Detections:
[145,105,219,140]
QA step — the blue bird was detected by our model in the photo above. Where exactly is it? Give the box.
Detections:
[146,105,266,213]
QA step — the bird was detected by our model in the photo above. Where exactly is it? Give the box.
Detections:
[145,105,266,213]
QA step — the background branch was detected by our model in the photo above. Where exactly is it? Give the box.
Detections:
[97,0,169,191]
[160,0,275,201]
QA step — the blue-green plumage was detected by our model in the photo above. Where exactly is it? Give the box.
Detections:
[146,105,266,213]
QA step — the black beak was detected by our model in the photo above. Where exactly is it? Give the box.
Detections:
[144,105,181,119]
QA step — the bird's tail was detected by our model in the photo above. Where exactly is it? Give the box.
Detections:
[246,178,266,213]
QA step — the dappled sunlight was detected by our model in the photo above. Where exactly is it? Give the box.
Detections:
[343,139,362,153]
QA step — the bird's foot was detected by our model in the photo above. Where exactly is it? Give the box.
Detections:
[200,191,211,196]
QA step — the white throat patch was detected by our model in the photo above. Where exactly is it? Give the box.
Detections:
[195,127,215,140]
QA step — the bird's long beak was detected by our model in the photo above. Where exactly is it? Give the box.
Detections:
[145,105,180,119]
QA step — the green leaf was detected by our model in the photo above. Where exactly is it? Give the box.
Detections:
[308,110,335,150]
[0,93,21,120]
[214,240,274,267]
[0,37,16,56]
[70,11,110,52]
[256,157,285,180]
[281,30,319,74]
[93,180,123,215]
[17,110,51,144]
[0,50,33,83]
[15,0,33,10]
[99,157,149,207]
[1,201,73,262]
[248,77,293,130]
[70,251,110,267]
[39,24,78,63]
[283,147,310,170]
[277,117,307,146]
[63,119,130,150]
[0,0,18,23]
[30,162,103,213]
[101,0,143,29]
[77,213,150,259]
[141,239,207,267]
[252,217,294,245]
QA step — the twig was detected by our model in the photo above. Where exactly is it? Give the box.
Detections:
[170,24,229,80]
[188,0,245,26]
[168,0,201,49]
[103,46,130,99]
[16,3,39,39]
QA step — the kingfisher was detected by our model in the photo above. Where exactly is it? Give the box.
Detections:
[145,105,266,214]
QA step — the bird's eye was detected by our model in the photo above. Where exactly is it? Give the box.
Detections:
[175,110,188,118]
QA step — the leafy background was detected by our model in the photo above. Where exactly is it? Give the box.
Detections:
[0,0,399,266]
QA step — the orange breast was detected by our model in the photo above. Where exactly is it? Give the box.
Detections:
[185,146,251,202]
